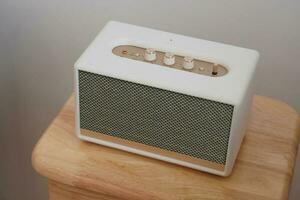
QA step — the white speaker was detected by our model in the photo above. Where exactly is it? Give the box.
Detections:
[74,21,259,176]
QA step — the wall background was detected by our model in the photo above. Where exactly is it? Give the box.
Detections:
[0,0,299,199]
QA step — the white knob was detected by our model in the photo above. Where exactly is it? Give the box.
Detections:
[183,56,194,70]
[144,48,156,61]
[163,52,175,65]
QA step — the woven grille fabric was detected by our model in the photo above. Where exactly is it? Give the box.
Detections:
[79,70,233,164]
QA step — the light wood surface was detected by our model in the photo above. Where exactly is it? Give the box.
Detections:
[48,180,121,200]
[32,94,300,200]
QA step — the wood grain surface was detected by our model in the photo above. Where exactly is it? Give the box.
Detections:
[32,94,300,200]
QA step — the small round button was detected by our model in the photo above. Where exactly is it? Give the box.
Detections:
[183,56,194,70]
[163,52,175,65]
[144,48,156,61]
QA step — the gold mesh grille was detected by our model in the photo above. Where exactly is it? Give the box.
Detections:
[78,70,233,165]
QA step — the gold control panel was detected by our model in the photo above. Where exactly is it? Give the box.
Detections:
[112,45,228,77]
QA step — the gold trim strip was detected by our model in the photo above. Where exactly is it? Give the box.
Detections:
[112,45,228,77]
[81,129,225,171]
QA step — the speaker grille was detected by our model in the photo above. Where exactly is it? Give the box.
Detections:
[78,70,233,165]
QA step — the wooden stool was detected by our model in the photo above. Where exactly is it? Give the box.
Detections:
[32,94,299,200]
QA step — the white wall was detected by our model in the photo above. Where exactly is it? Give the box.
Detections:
[0,0,299,200]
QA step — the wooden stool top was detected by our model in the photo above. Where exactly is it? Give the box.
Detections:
[32,94,300,200]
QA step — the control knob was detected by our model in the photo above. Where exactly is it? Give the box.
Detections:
[144,48,156,61]
[183,56,194,70]
[163,52,175,65]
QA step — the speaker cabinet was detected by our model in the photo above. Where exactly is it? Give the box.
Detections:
[74,21,259,176]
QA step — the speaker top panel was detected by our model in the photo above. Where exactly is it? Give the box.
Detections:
[75,21,259,105]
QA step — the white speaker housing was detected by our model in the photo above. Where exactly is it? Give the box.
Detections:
[74,21,259,176]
